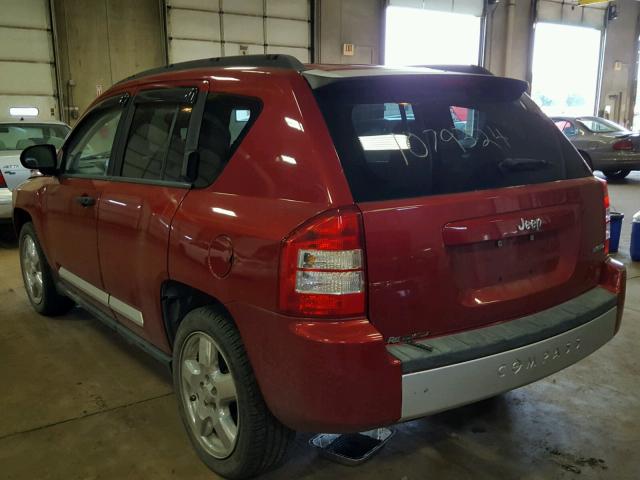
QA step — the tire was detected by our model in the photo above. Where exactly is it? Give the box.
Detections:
[19,222,74,315]
[0,224,17,246]
[603,169,631,180]
[172,306,294,479]
[578,151,593,170]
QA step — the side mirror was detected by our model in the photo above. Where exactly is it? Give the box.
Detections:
[20,144,58,176]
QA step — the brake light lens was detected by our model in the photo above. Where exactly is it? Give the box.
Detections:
[613,138,634,151]
[598,178,611,254]
[600,257,626,332]
[279,207,366,317]
[0,171,6,188]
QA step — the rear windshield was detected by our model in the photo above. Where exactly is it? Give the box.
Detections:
[312,75,590,202]
[577,117,626,134]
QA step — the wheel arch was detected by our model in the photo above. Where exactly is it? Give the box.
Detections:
[161,280,234,349]
[12,207,33,235]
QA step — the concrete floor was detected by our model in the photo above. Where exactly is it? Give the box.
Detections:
[1,173,639,480]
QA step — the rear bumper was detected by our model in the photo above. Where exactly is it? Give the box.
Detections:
[228,302,403,433]
[231,259,626,433]
[0,188,13,219]
[400,306,616,420]
[593,153,640,170]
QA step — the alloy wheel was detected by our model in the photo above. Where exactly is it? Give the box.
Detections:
[21,235,43,304]
[179,331,239,459]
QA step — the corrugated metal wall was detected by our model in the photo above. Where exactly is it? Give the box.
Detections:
[165,0,312,63]
[0,0,59,121]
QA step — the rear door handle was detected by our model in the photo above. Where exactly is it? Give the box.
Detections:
[76,195,96,207]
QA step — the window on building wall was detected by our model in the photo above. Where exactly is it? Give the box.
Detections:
[531,22,602,117]
[385,6,482,66]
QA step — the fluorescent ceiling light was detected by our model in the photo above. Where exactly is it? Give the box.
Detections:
[279,155,297,165]
[359,134,410,151]
[285,117,304,131]
[235,109,251,122]
[211,76,240,82]
[10,107,38,117]
[212,207,237,217]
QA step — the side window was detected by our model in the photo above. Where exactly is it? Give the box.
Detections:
[563,121,578,137]
[229,108,251,143]
[65,107,123,176]
[195,94,261,188]
[121,101,191,181]
[451,106,469,130]
[554,120,577,137]
[450,106,477,137]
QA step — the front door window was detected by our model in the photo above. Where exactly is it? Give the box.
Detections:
[65,107,123,176]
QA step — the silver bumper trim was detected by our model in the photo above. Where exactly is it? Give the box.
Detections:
[400,307,617,421]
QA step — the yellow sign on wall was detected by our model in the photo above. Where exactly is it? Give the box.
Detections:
[577,0,609,5]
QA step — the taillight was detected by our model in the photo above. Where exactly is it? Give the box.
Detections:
[598,178,611,254]
[600,257,626,333]
[279,207,366,317]
[613,138,634,151]
[0,171,6,188]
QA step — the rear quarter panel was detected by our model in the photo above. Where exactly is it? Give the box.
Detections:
[168,70,353,312]
[168,71,361,423]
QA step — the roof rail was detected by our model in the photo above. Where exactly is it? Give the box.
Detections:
[417,65,494,75]
[116,54,306,85]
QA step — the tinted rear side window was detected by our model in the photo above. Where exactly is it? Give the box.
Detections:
[194,94,261,188]
[121,101,191,181]
[164,106,192,181]
[313,75,590,202]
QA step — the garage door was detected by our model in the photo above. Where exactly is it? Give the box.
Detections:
[531,1,608,116]
[0,0,59,121]
[536,0,607,29]
[165,0,312,63]
[385,0,485,66]
[388,0,483,16]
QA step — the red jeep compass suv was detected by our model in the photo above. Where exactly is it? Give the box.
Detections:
[14,55,626,479]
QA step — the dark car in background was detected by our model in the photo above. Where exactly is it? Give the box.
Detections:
[553,116,640,179]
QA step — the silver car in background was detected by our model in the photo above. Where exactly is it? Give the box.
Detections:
[552,116,640,180]
[0,120,70,221]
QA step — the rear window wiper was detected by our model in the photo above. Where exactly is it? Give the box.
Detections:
[499,157,549,172]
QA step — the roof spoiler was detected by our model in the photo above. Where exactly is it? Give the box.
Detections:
[416,65,494,76]
[115,54,306,85]
[312,74,528,103]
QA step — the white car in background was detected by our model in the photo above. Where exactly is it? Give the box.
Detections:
[0,120,70,221]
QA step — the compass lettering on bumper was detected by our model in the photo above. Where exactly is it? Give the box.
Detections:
[497,338,582,377]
